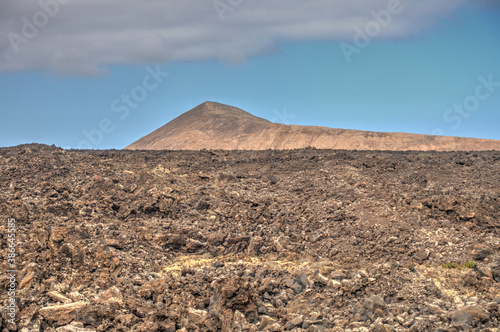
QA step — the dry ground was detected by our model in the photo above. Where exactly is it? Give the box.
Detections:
[0,144,499,331]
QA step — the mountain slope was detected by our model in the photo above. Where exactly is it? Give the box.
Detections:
[125,101,500,151]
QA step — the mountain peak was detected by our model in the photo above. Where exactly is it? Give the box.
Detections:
[186,101,265,120]
[200,100,222,107]
[125,102,500,151]
[125,102,273,150]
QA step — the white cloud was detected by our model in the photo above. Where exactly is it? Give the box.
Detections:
[0,0,470,75]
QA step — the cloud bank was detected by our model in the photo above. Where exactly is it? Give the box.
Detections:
[0,0,469,75]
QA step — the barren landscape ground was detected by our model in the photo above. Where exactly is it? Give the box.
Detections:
[1,144,500,331]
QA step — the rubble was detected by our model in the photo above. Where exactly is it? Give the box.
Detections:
[0,144,499,330]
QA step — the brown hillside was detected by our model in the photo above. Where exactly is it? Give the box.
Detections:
[126,101,500,151]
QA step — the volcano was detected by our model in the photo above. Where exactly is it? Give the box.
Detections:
[125,101,500,151]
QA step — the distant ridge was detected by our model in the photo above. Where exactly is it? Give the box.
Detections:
[125,101,500,151]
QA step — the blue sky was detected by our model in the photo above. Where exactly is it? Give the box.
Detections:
[1,0,499,149]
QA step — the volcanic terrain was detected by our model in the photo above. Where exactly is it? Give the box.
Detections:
[1,144,500,331]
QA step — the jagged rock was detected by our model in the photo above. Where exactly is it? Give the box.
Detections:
[314,272,329,286]
[298,273,310,287]
[427,303,443,315]
[285,314,304,330]
[247,236,263,255]
[470,244,492,261]
[186,308,208,325]
[50,227,69,243]
[55,321,96,332]
[451,309,473,328]
[357,295,387,322]
[461,306,490,324]
[133,320,160,332]
[185,238,205,252]
[486,302,498,312]
[264,322,281,332]
[163,321,176,332]
[94,286,123,306]
[284,277,303,294]
[329,271,347,281]
[115,314,139,327]
[365,295,386,311]
[39,301,88,326]
[307,324,326,332]
[48,291,72,304]
[259,278,275,293]
[413,249,430,261]
[68,291,85,302]
[327,279,341,289]
[18,271,37,290]
[232,310,249,331]
[104,238,122,249]
[259,315,277,329]
[478,266,493,279]
[18,304,39,331]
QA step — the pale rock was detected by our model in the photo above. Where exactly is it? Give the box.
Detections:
[327,279,341,289]
[47,291,72,304]
[187,308,208,324]
[259,315,277,329]
[55,321,96,332]
[94,286,123,306]
[39,301,88,326]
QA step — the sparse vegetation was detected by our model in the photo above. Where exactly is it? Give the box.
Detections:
[462,260,476,269]
[417,152,430,158]
[443,261,476,269]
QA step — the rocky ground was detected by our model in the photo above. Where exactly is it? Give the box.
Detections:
[1,144,500,332]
